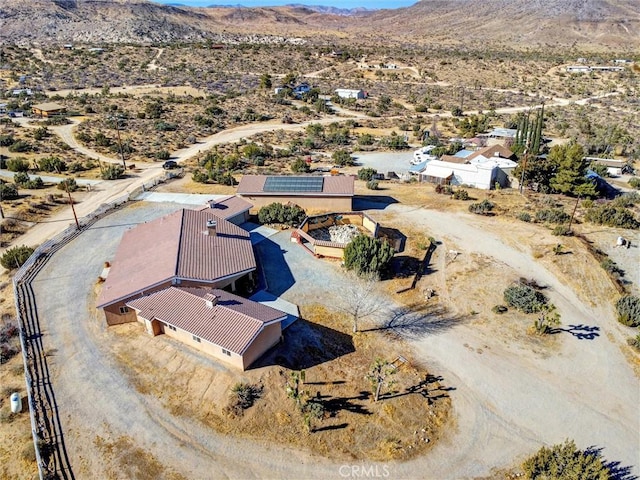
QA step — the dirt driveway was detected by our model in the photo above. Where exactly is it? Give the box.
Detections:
[26,199,638,479]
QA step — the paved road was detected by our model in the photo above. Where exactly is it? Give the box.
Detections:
[0,169,101,186]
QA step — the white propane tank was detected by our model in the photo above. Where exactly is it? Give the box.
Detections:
[10,392,22,413]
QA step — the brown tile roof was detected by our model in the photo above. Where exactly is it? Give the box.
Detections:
[200,195,253,219]
[237,175,354,196]
[97,209,255,308]
[127,287,286,355]
[465,144,514,162]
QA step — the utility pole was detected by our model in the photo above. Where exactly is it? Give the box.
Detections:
[519,148,529,195]
[567,195,580,234]
[113,115,127,170]
[65,181,80,230]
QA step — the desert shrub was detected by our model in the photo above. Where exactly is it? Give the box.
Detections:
[0,182,19,199]
[225,383,262,417]
[1,245,34,270]
[101,164,124,180]
[358,133,374,146]
[600,258,623,276]
[8,140,32,153]
[468,199,494,215]
[344,234,394,276]
[581,199,594,208]
[290,158,310,173]
[67,161,88,173]
[13,171,30,186]
[6,157,30,172]
[155,121,177,132]
[452,189,469,200]
[522,439,611,480]
[503,283,547,313]
[616,295,640,327]
[366,180,380,190]
[612,191,640,208]
[57,178,78,192]
[258,203,305,227]
[33,126,50,141]
[552,225,572,236]
[192,169,209,184]
[627,332,640,351]
[492,305,508,314]
[0,135,14,147]
[517,212,531,222]
[583,205,639,229]
[357,168,377,182]
[332,150,355,166]
[535,208,569,224]
[155,150,171,161]
[37,156,66,173]
[628,177,640,189]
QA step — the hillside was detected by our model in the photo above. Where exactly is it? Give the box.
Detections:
[0,0,638,49]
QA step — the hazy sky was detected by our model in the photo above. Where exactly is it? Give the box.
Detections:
[151,0,416,9]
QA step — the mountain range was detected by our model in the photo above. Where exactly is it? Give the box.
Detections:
[0,0,637,49]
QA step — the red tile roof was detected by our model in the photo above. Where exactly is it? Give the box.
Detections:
[237,175,354,196]
[97,209,255,308]
[127,287,286,355]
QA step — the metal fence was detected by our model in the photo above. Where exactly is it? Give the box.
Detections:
[11,169,175,480]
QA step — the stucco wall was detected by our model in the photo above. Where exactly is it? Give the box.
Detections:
[242,195,352,214]
[241,322,282,370]
[313,244,345,259]
[104,302,137,325]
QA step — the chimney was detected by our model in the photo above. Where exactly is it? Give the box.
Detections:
[205,294,218,308]
[206,219,217,236]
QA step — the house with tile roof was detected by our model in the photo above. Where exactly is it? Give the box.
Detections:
[127,287,286,370]
[237,175,354,213]
[97,208,256,326]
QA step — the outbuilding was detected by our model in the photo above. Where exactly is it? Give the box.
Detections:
[335,88,366,99]
[32,102,66,117]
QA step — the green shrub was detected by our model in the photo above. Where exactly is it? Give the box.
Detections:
[257,203,305,227]
[452,189,469,200]
[57,178,79,192]
[8,140,32,153]
[627,332,640,351]
[517,212,531,222]
[366,180,380,190]
[616,295,640,327]
[13,171,30,186]
[581,199,594,208]
[37,156,66,173]
[226,383,262,417]
[522,439,611,480]
[192,169,209,184]
[6,157,30,172]
[1,245,34,270]
[469,199,494,215]
[612,191,640,208]
[503,283,547,313]
[0,135,14,147]
[628,177,640,189]
[600,258,623,276]
[583,205,639,229]
[155,150,171,161]
[535,208,569,224]
[101,164,125,180]
[358,168,377,182]
[332,149,355,166]
[0,182,19,199]
[552,225,572,236]
[290,158,310,173]
[155,121,177,132]
[344,234,394,276]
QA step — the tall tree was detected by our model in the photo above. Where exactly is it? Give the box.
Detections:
[549,142,598,197]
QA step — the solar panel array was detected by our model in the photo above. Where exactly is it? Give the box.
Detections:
[263,176,324,193]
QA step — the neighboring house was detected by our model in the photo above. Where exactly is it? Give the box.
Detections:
[97,208,256,326]
[32,102,66,117]
[566,65,592,73]
[237,175,355,213]
[127,287,286,370]
[585,157,628,176]
[479,128,517,140]
[11,88,32,96]
[420,160,510,190]
[197,195,253,226]
[335,88,366,99]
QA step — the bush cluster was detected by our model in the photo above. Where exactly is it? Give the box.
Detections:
[357,168,377,182]
[0,245,34,270]
[0,182,19,199]
[344,234,394,276]
[535,208,569,224]
[452,189,469,200]
[616,295,640,327]
[13,172,44,189]
[469,199,494,215]
[583,205,639,229]
[258,202,305,227]
[522,440,611,480]
[503,283,547,313]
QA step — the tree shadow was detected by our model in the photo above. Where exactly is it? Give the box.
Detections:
[312,423,349,433]
[364,304,468,339]
[549,324,600,340]
[383,373,456,403]
[251,318,354,370]
[320,392,372,416]
[352,195,398,211]
[585,445,638,480]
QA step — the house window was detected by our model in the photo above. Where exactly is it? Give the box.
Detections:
[119,306,129,314]
[222,349,231,356]
[192,335,201,343]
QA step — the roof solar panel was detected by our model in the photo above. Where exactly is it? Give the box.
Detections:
[263,176,324,193]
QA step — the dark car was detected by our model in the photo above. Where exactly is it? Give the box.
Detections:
[162,160,178,170]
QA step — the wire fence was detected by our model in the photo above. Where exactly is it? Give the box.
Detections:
[11,169,179,480]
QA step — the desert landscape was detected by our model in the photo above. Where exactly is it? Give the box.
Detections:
[0,1,639,479]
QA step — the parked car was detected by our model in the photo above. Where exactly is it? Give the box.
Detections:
[162,160,178,170]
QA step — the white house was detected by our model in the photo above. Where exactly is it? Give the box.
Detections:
[585,157,628,176]
[335,89,366,99]
[420,160,510,190]
[566,66,592,73]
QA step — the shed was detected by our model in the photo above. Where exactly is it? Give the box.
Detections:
[32,102,66,117]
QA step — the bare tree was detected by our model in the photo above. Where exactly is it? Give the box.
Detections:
[336,271,386,333]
